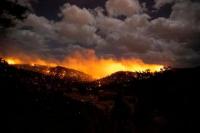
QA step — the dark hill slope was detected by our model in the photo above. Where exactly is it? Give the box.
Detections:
[14,64,93,81]
[1,59,199,133]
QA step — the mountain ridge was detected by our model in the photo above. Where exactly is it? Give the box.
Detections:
[13,64,94,81]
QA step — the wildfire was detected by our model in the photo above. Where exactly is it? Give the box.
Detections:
[4,51,164,79]
[5,57,58,67]
[5,58,22,65]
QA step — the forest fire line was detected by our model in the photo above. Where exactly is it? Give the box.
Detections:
[4,54,164,79]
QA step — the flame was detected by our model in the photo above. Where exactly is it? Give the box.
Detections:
[5,58,22,65]
[4,51,164,79]
[5,57,58,67]
[61,51,164,78]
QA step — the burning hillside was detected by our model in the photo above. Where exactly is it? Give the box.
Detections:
[4,51,164,79]
[14,64,93,81]
[1,57,198,133]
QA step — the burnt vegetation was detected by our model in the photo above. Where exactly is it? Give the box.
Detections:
[1,58,198,133]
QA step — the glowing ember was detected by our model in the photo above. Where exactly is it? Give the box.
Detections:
[4,52,164,79]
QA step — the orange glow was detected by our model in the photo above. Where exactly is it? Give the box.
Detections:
[62,52,163,79]
[4,51,164,79]
[5,58,22,65]
[5,57,58,67]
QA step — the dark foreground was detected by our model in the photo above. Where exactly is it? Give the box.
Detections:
[1,59,198,133]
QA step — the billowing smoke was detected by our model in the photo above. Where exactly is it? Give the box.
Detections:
[1,0,200,67]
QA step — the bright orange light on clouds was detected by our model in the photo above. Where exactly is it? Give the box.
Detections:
[4,51,164,79]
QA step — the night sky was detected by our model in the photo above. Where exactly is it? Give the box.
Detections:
[1,0,200,67]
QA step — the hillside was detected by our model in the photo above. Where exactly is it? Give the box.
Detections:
[14,64,93,81]
[1,58,198,133]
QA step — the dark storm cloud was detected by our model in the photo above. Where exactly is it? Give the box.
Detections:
[1,0,200,67]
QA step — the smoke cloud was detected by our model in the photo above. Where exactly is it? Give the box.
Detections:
[1,0,200,67]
